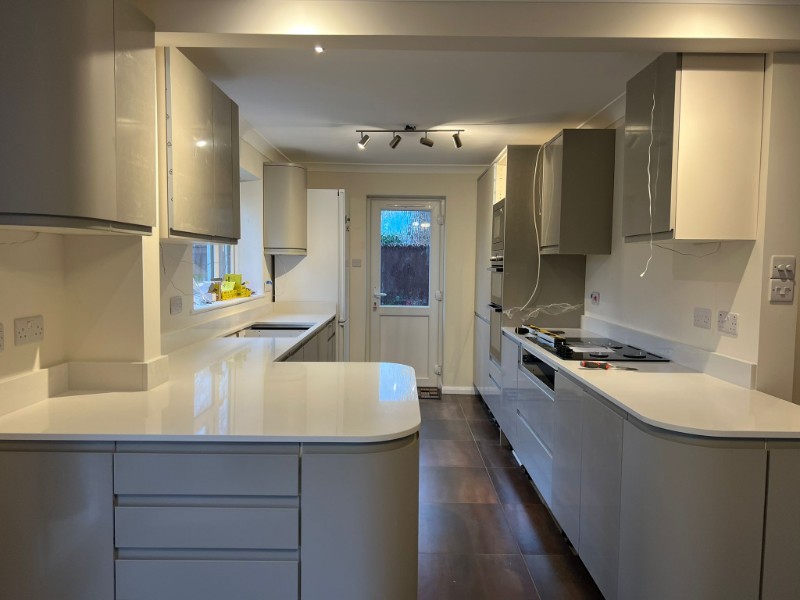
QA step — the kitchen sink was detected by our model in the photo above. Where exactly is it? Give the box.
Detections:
[238,323,312,338]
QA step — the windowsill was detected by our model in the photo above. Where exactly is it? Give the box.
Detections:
[191,293,264,315]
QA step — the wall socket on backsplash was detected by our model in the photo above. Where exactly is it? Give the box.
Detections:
[14,315,44,345]
[717,311,739,336]
[693,307,712,329]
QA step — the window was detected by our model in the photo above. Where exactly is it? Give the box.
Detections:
[192,243,236,306]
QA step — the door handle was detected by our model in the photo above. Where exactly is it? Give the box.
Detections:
[373,292,387,298]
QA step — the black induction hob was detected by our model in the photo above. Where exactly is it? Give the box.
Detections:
[534,336,669,362]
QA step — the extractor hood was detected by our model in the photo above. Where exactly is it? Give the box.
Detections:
[263,163,307,255]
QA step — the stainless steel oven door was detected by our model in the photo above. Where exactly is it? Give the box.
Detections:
[489,303,502,365]
[491,199,505,251]
[490,269,503,306]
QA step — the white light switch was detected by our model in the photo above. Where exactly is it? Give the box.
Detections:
[169,296,183,315]
[771,255,796,281]
[769,279,795,303]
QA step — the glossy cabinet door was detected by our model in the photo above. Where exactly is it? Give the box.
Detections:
[618,420,766,600]
[551,373,583,547]
[0,0,155,233]
[474,170,493,320]
[514,363,555,505]
[473,315,489,398]
[302,436,419,600]
[499,333,520,444]
[762,444,800,599]
[579,390,624,600]
[623,53,764,242]
[623,52,678,240]
[0,449,114,600]
[163,48,241,243]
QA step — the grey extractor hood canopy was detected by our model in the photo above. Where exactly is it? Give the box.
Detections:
[263,163,308,255]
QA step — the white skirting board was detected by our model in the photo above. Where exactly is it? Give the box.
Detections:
[441,386,478,395]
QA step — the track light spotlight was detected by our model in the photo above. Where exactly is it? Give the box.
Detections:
[389,134,402,149]
[419,134,434,148]
[452,132,463,149]
[357,133,370,149]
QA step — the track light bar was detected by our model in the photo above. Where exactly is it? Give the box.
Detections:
[355,128,464,150]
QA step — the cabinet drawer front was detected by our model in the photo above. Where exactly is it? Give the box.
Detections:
[517,367,554,452]
[114,453,298,496]
[116,559,298,600]
[115,506,298,550]
[515,410,553,505]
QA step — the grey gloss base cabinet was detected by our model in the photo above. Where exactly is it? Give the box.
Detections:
[0,437,418,600]
[488,338,772,599]
[283,320,337,362]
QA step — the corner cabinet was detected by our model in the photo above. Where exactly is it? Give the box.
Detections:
[623,53,765,242]
[0,0,156,235]
[540,129,615,255]
[158,48,241,244]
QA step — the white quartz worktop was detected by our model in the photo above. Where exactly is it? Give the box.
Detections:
[0,313,420,443]
[505,327,800,439]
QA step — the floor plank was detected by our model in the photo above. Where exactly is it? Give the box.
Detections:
[523,554,604,600]
[420,467,499,504]
[419,553,541,600]
[420,440,484,468]
[488,468,543,505]
[420,420,473,441]
[419,503,518,554]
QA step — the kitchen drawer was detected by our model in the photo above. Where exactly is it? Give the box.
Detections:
[517,366,554,452]
[515,409,553,505]
[114,453,299,496]
[115,506,299,550]
[116,559,298,600]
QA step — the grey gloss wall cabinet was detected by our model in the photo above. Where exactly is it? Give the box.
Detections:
[540,129,616,255]
[622,53,764,242]
[264,164,308,255]
[0,0,155,234]
[158,48,241,243]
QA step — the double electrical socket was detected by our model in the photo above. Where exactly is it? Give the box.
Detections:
[693,307,739,336]
[717,311,739,336]
[14,315,44,346]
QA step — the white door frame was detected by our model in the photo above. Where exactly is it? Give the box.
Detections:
[366,195,445,388]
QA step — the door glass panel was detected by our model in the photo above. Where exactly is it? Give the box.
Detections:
[380,209,431,306]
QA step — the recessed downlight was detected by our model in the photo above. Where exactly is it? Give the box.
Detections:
[314,44,325,54]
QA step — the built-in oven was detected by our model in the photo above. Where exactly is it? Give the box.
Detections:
[491,199,505,252]
[489,254,503,306]
[519,349,557,394]
[489,303,503,365]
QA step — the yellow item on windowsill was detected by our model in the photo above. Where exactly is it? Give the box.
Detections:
[209,274,255,302]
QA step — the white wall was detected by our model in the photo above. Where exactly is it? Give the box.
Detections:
[306,169,478,389]
[585,126,764,364]
[586,53,800,401]
[0,231,67,380]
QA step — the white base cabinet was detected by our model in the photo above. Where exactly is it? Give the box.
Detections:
[762,444,800,599]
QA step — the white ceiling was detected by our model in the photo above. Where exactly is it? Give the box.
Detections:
[142,0,799,168]
[182,47,656,167]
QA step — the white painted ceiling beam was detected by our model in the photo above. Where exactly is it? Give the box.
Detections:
[137,1,800,52]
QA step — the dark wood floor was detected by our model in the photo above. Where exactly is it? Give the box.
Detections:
[418,394,604,600]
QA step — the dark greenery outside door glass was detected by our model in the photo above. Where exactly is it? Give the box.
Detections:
[379,209,431,306]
